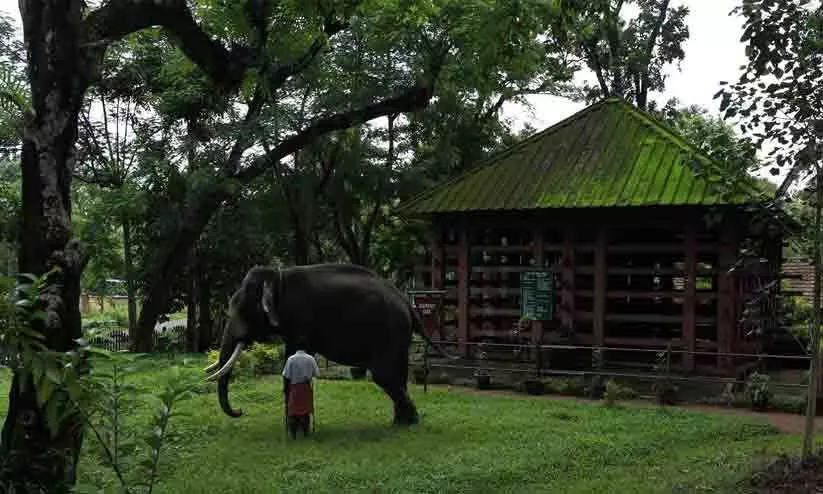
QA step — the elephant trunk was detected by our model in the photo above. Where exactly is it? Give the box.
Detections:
[209,334,245,418]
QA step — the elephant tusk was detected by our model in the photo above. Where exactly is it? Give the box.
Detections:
[206,342,246,381]
[204,360,221,373]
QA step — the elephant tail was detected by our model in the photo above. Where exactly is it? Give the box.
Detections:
[410,306,461,360]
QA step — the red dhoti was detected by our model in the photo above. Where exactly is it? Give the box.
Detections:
[287,382,313,416]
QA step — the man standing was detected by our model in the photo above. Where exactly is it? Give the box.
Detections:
[282,342,320,439]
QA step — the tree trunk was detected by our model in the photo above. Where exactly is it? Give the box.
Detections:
[194,242,211,352]
[136,200,220,350]
[185,251,197,353]
[123,215,138,345]
[0,1,90,490]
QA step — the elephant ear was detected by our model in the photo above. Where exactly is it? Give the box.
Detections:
[261,279,280,328]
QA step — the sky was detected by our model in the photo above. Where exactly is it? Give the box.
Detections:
[0,0,772,180]
[501,0,748,128]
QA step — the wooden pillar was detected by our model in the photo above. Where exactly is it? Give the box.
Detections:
[717,226,738,371]
[594,228,607,349]
[682,221,697,372]
[457,223,470,357]
[532,227,545,350]
[561,228,576,336]
[430,225,444,290]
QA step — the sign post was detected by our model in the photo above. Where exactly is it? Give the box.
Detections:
[408,289,447,393]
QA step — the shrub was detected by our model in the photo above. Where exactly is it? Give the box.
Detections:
[603,379,637,407]
[350,367,368,379]
[206,343,283,378]
[745,371,772,410]
[652,379,678,405]
[246,343,284,375]
[586,375,605,399]
[542,377,586,396]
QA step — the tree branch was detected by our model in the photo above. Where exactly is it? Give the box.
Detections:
[234,82,436,183]
[637,0,670,109]
[82,0,252,91]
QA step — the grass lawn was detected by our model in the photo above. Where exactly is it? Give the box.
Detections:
[0,355,809,493]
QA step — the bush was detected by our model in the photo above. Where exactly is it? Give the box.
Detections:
[206,343,284,378]
[653,380,678,405]
[542,377,586,396]
[246,343,284,375]
[603,379,637,407]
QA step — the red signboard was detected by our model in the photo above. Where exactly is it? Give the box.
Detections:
[410,292,444,339]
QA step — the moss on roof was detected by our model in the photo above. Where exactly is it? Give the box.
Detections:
[399,98,765,215]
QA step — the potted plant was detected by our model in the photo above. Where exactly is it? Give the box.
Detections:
[744,371,772,411]
[474,343,491,389]
[350,367,367,379]
[523,379,545,395]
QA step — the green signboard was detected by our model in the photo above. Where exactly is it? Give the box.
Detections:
[520,270,554,321]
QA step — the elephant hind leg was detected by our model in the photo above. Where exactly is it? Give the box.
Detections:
[371,366,418,426]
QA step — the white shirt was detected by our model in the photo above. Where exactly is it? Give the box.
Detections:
[282,350,320,384]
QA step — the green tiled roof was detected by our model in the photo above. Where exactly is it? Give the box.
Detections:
[399,98,764,215]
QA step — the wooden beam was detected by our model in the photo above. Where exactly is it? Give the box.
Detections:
[430,226,444,290]
[682,222,697,371]
[717,226,738,371]
[561,228,576,336]
[532,227,545,353]
[457,224,470,357]
[594,228,607,348]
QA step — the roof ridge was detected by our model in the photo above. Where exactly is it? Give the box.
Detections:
[398,98,613,213]
[613,99,765,201]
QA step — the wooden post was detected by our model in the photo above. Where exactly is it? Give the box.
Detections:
[430,225,444,290]
[561,228,576,336]
[594,228,607,349]
[682,222,697,372]
[457,223,470,357]
[717,226,738,371]
[532,227,545,358]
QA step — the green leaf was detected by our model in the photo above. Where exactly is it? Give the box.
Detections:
[36,378,54,407]
[45,367,62,384]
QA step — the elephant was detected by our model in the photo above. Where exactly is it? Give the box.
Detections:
[204,263,453,425]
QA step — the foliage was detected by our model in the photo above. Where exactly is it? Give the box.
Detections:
[718,0,823,196]
[650,99,763,177]
[745,371,773,410]
[205,342,284,378]
[603,379,638,407]
[569,0,690,109]
[1,274,194,493]
[79,356,197,493]
[0,357,803,493]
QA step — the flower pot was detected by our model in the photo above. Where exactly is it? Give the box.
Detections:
[475,374,491,389]
[524,380,545,395]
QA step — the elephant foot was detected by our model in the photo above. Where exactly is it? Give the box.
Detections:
[393,403,419,426]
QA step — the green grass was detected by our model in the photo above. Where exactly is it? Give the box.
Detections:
[0,356,809,493]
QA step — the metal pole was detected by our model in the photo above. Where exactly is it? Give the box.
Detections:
[423,340,429,393]
[803,164,822,460]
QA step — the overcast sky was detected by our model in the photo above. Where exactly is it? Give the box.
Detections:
[0,0,770,180]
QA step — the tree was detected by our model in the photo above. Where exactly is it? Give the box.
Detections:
[651,99,762,177]
[717,0,823,459]
[3,0,441,489]
[570,0,689,109]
